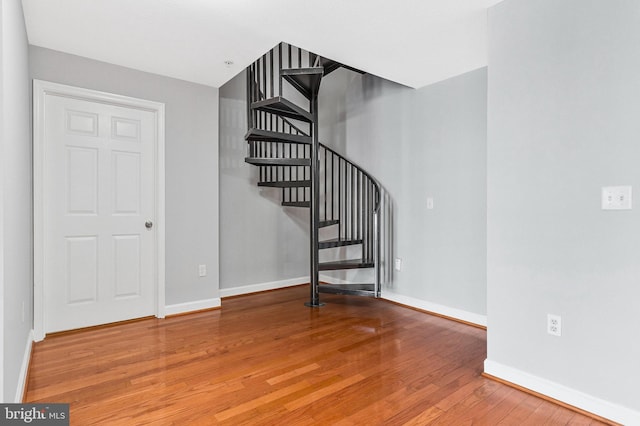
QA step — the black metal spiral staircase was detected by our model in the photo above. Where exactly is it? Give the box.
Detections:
[244,42,381,306]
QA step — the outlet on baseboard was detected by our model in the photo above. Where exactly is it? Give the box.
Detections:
[547,314,561,336]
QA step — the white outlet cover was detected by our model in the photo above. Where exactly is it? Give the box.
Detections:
[394,258,402,271]
[547,314,562,337]
[602,186,632,210]
[427,197,434,210]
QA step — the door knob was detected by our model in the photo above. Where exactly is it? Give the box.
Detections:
[145,221,153,229]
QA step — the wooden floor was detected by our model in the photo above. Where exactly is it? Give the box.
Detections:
[26,286,610,425]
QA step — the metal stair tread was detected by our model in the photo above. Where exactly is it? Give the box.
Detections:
[319,58,341,76]
[251,96,313,123]
[318,259,374,271]
[318,283,376,297]
[258,180,311,188]
[282,201,310,208]
[281,67,324,99]
[319,219,339,228]
[245,157,311,166]
[245,128,311,144]
[318,238,363,249]
[318,57,366,76]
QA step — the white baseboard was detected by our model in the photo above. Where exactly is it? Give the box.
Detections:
[484,359,639,425]
[219,276,307,298]
[381,290,487,327]
[16,330,34,402]
[164,298,221,316]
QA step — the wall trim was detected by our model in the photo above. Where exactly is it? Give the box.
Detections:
[484,359,639,425]
[220,277,308,298]
[16,330,34,402]
[381,290,487,328]
[164,298,221,316]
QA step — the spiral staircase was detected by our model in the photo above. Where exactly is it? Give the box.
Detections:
[244,42,381,306]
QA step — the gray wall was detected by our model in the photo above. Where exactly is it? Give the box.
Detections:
[219,70,309,290]
[1,0,32,402]
[29,46,220,305]
[487,0,640,414]
[320,68,488,316]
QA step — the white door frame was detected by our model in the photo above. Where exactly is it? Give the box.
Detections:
[33,80,166,341]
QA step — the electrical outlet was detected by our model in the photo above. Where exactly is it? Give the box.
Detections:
[547,314,561,336]
[602,186,632,210]
[427,197,434,210]
[394,258,403,271]
[198,264,207,277]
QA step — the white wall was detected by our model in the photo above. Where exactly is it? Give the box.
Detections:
[29,46,220,307]
[1,0,32,402]
[219,70,309,293]
[486,0,640,423]
[319,68,488,322]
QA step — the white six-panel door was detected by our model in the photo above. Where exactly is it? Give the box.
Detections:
[34,81,165,337]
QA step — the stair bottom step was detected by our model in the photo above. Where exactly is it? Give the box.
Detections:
[319,283,376,297]
[318,259,374,270]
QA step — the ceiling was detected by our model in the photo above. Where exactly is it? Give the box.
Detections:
[21,0,503,89]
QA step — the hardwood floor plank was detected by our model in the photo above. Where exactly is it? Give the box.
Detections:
[266,362,321,385]
[24,286,611,425]
[214,380,311,421]
[401,405,445,425]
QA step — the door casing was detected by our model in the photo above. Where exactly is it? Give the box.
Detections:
[33,80,166,341]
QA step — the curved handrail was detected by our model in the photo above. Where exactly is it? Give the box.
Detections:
[320,142,381,215]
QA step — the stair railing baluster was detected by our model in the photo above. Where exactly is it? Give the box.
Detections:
[256,63,260,129]
[260,142,264,182]
[363,178,368,261]
[246,66,251,130]
[344,161,348,240]
[350,164,355,242]
[270,49,274,98]
[295,143,299,199]
[368,179,371,259]
[349,163,352,241]
[332,153,336,222]
[357,170,361,242]
[361,172,364,243]
[323,148,327,221]
[338,157,342,239]
[278,43,282,97]
[262,54,267,101]
[371,183,375,262]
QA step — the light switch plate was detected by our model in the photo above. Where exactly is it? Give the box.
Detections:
[602,186,632,210]
[394,258,402,271]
